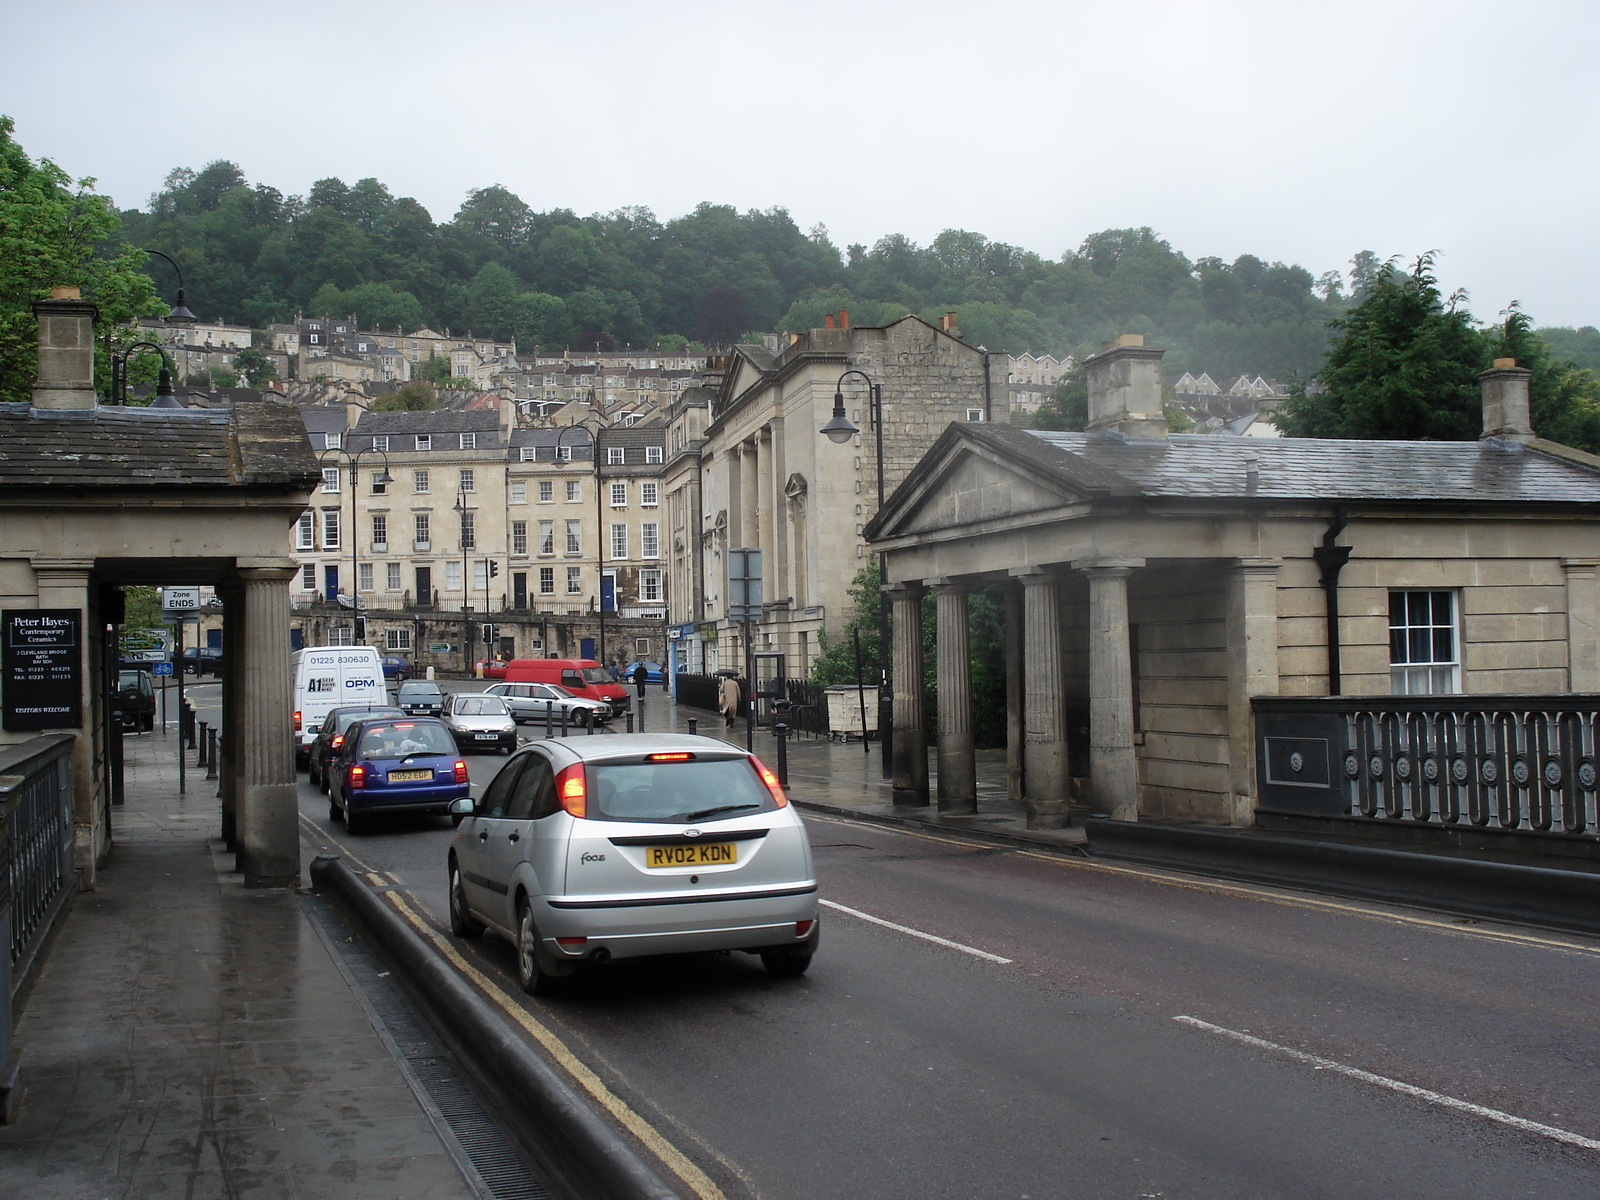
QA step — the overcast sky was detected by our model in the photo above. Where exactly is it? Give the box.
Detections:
[4,1,1596,326]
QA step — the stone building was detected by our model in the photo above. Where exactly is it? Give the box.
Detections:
[665,314,1005,677]
[864,336,1600,827]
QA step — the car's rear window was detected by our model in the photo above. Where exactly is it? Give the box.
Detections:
[587,757,775,824]
[338,708,402,732]
[455,696,508,716]
[356,723,457,759]
[398,683,443,698]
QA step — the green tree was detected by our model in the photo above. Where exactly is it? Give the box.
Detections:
[233,346,276,386]
[413,354,453,384]
[1024,365,1088,430]
[0,116,162,403]
[809,559,884,686]
[1492,305,1600,454]
[373,380,438,411]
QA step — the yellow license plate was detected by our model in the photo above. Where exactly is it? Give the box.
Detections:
[388,768,433,781]
[646,842,737,868]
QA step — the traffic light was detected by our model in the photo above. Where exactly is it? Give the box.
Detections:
[481,623,496,645]
[488,560,500,579]
[354,616,366,640]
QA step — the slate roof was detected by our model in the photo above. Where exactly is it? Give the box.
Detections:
[0,402,318,489]
[508,428,595,462]
[352,410,499,435]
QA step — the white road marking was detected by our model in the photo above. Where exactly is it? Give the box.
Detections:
[1173,1015,1600,1153]
[819,899,1013,964]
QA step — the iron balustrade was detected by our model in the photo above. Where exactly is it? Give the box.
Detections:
[0,733,75,964]
[1254,695,1600,838]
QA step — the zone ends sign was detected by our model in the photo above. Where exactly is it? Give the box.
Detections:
[160,587,202,612]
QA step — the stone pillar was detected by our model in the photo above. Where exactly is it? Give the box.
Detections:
[1017,570,1069,828]
[1004,582,1024,803]
[235,564,300,887]
[32,559,99,883]
[219,580,244,849]
[932,580,975,815]
[31,293,99,411]
[1226,559,1282,827]
[1078,559,1144,823]
[1564,559,1600,692]
[887,583,928,807]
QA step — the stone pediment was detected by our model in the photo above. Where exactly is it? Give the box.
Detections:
[895,445,1082,535]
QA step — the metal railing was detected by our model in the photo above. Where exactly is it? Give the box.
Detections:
[1,734,75,964]
[781,679,828,739]
[1254,695,1600,838]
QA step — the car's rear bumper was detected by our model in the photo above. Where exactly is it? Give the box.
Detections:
[536,884,817,957]
[346,786,469,815]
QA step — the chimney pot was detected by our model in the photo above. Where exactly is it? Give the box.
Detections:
[50,286,80,300]
[824,314,835,329]
[838,308,849,330]
[1493,357,1517,369]
[1085,335,1167,439]
[31,293,100,410]
[1479,361,1534,442]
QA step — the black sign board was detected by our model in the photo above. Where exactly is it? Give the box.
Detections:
[4,609,83,731]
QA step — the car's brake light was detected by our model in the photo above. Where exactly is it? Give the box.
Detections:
[555,763,587,817]
[795,920,814,938]
[331,734,344,749]
[348,764,367,789]
[453,760,468,784]
[293,710,302,732]
[751,756,788,807]
[556,936,587,947]
[648,752,694,762]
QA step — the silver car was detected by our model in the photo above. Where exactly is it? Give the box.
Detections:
[446,733,818,994]
[443,692,518,754]
[484,681,610,728]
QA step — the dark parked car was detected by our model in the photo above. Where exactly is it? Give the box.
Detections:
[397,680,446,716]
[381,655,411,679]
[326,716,470,834]
[180,647,224,676]
[307,704,406,788]
[116,669,156,732]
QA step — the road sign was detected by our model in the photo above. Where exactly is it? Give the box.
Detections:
[728,548,763,622]
[429,642,452,653]
[160,587,202,612]
[152,661,173,676]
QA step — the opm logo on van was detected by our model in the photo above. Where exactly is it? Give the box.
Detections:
[345,677,379,688]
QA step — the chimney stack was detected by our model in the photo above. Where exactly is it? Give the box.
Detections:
[1085,333,1167,438]
[838,308,849,330]
[824,313,835,329]
[1480,357,1534,441]
[31,288,100,411]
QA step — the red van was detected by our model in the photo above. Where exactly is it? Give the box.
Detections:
[503,658,630,714]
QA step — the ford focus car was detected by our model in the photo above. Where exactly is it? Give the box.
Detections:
[326,717,470,834]
[446,733,817,994]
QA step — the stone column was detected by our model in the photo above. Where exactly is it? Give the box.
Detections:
[1017,570,1069,828]
[887,583,928,807]
[1226,559,1282,826]
[235,563,300,887]
[1564,559,1600,692]
[1004,582,1024,803]
[932,580,975,815]
[1078,559,1144,823]
[32,559,99,883]
[219,580,244,850]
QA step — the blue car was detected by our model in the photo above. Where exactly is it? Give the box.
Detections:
[381,654,410,679]
[326,716,469,835]
[621,660,665,684]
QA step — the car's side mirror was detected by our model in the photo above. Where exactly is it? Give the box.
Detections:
[449,797,475,817]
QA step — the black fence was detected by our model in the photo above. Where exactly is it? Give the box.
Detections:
[1255,695,1600,839]
[675,673,742,717]
[780,679,829,739]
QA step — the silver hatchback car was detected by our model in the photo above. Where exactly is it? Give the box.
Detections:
[447,733,818,994]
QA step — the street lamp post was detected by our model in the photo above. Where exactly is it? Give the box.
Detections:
[453,483,473,672]
[320,445,394,645]
[108,341,183,408]
[821,369,892,779]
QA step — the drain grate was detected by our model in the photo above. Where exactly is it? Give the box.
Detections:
[305,895,552,1200]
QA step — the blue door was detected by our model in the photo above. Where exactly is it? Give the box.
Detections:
[324,565,339,599]
[580,637,595,660]
[207,627,222,649]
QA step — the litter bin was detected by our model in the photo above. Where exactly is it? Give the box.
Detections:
[825,685,879,741]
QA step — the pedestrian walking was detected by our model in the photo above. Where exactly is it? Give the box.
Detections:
[719,672,741,727]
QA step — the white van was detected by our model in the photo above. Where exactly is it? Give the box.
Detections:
[292,646,387,765]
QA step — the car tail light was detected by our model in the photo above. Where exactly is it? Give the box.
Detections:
[555,763,587,818]
[348,764,367,789]
[556,937,587,948]
[293,710,302,732]
[751,756,788,807]
[453,760,468,784]
[795,920,814,938]
[648,752,694,762]
[331,734,345,749]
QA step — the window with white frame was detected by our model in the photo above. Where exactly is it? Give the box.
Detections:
[295,511,315,550]
[537,520,553,555]
[445,560,462,590]
[1389,590,1460,694]
[371,514,387,547]
[540,567,555,594]
[416,434,431,451]
[459,511,475,549]
[372,435,390,451]
[358,562,374,592]
[327,625,352,645]
[512,520,528,555]
[565,520,581,554]
[370,469,387,495]
[386,562,401,591]
[460,433,477,449]
[520,446,538,462]
[610,523,627,559]
[538,480,553,503]
[966,409,986,422]
[300,562,316,590]
[640,569,662,602]
[640,522,659,559]
[459,469,475,492]
[557,445,572,462]
[608,447,625,465]
[640,481,658,506]
[386,628,412,651]
[414,512,430,546]
[566,480,580,502]
[321,508,340,548]
[510,481,526,504]
[567,566,582,594]
[646,446,663,464]
[324,432,341,449]
[413,469,429,493]
[321,467,340,493]
[610,482,627,507]
[473,561,488,590]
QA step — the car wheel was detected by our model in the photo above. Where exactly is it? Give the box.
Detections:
[760,948,813,978]
[449,863,484,938]
[515,898,570,996]
[343,800,364,836]
[142,715,154,732]
[328,799,342,823]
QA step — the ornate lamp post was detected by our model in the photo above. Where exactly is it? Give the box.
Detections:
[319,445,394,644]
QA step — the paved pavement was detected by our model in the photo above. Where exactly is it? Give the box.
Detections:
[0,728,481,1200]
